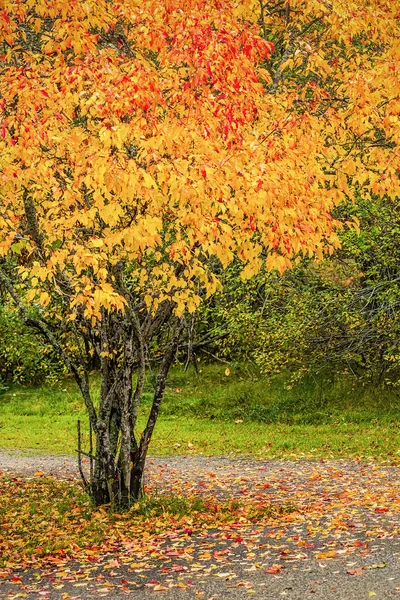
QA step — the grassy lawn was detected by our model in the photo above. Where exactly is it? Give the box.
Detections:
[1,363,400,460]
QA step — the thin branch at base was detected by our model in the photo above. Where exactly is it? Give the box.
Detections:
[75,449,97,461]
[77,419,88,488]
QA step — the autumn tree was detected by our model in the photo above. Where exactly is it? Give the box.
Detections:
[0,0,399,506]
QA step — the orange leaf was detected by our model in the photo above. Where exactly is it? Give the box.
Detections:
[317,550,337,560]
[266,565,282,574]
[347,568,364,576]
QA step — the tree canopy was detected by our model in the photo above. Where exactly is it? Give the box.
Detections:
[1,0,399,314]
[0,0,399,505]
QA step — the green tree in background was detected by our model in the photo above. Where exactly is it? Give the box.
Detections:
[213,194,400,387]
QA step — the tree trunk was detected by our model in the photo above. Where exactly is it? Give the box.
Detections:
[90,430,116,505]
[87,322,182,506]
[129,322,182,501]
[130,463,144,500]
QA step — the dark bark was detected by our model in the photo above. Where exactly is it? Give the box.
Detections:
[22,192,44,248]
[130,309,145,449]
[129,321,183,500]
[0,267,183,508]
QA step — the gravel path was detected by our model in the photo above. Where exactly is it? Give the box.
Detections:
[1,450,400,599]
[0,449,87,479]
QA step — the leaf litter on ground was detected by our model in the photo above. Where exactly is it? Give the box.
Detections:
[1,455,400,597]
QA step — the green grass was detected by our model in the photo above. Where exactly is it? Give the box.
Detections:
[1,363,400,460]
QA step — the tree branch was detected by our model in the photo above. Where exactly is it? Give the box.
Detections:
[0,268,98,430]
[131,308,146,432]
[137,321,183,466]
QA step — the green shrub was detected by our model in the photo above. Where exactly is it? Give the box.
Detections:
[0,304,66,384]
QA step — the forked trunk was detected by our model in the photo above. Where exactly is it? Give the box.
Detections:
[88,450,144,506]
[82,322,182,508]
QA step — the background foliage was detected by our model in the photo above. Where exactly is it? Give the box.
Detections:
[206,193,400,388]
[0,304,66,384]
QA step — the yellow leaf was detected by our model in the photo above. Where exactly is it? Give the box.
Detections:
[90,238,104,248]
[317,551,337,560]
[153,585,169,591]
[142,172,157,189]
[39,291,50,307]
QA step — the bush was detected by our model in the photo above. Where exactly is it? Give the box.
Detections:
[0,304,67,384]
[203,194,400,389]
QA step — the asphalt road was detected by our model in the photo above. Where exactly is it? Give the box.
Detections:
[1,452,400,599]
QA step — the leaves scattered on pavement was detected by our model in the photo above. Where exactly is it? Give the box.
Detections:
[1,457,400,596]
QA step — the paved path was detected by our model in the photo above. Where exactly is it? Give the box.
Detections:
[1,451,400,599]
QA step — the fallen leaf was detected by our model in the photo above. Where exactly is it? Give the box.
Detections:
[153,584,169,591]
[266,565,282,574]
[347,568,364,576]
[317,550,337,560]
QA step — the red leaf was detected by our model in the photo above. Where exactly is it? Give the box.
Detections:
[266,565,282,574]
[346,568,364,576]
[375,507,389,513]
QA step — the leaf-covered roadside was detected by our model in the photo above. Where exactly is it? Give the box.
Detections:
[2,457,400,597]
[0,476,296,571]
[2,456,400,575]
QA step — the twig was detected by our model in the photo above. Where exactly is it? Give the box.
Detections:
[200,349,230,364]
[89,421,94,481]
[77,420,88,488]
[75,449,97,460]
